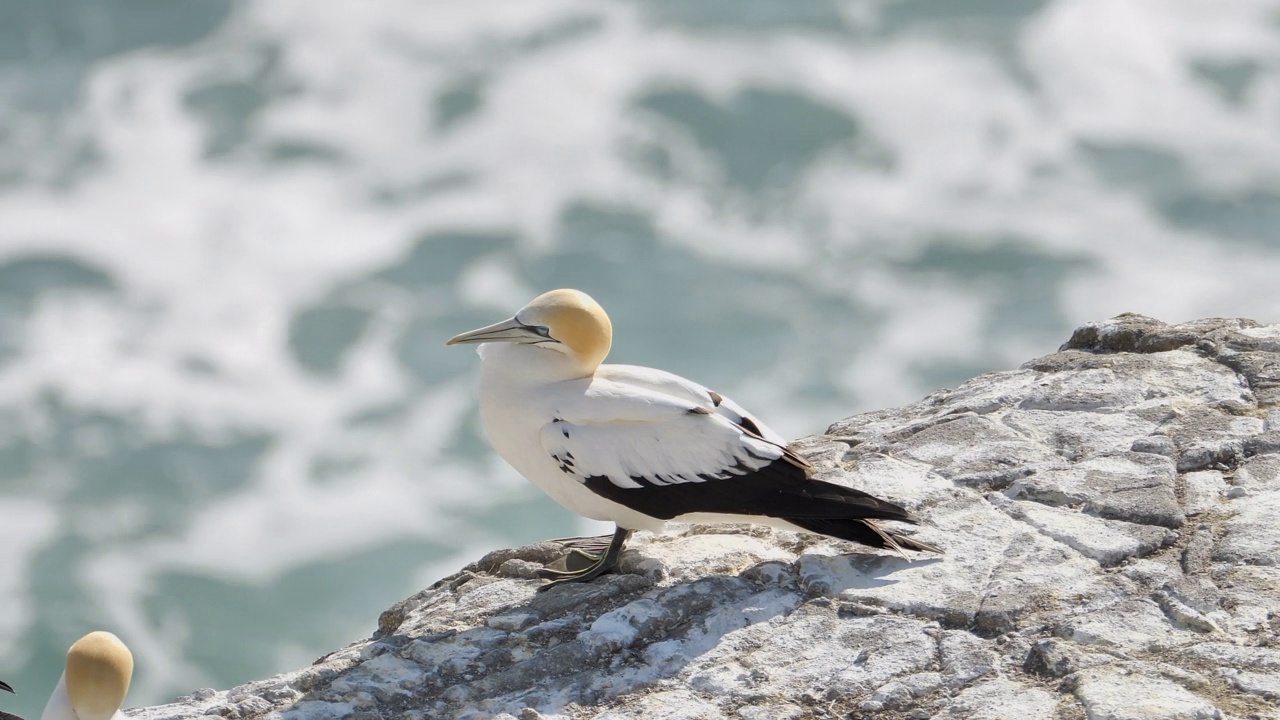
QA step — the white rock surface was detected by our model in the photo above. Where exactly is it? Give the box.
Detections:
[126,315,1280,719]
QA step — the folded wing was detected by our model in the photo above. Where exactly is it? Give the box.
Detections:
[540,379,914,523]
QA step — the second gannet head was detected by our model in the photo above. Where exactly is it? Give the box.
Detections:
[41,632,133,720]
[446,289,612,377]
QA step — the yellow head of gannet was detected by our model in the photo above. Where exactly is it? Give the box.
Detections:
[40,632,132,720]
[446,288,612,377]
[448,288,939,591]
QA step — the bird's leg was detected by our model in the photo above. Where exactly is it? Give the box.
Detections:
[537,526,632,590]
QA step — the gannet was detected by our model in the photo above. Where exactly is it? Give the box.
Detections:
[448,289,939,588]
[38,632,133,720]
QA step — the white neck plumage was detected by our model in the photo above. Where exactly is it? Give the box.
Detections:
[39,674,123,720]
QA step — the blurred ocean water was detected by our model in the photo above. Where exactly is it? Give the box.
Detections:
[2,0,1280,713]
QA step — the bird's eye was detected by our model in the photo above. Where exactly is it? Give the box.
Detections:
[534,326,552,338]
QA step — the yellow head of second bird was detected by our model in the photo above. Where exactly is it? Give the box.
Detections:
[63,632,132,720]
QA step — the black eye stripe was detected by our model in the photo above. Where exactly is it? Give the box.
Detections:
[516,321,555,341]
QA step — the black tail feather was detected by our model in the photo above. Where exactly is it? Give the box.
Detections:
[785,517,943,556]
[775,478,918,522]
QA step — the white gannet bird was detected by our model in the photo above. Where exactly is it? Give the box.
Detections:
[448,289,939,589]
[38,632,133,720]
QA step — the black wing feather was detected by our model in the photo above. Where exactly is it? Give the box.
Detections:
[583,456,916,523]
[546,381,934,553]
[787,517,942,554]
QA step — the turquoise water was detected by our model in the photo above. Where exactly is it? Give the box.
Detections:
[2,1,1280,716]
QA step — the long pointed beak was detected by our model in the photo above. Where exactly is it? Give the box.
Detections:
[0,680,13,693]
[446,317,543,346]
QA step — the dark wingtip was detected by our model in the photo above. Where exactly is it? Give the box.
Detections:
[0,712,28,720]
[786,516,944,556]
[0,680,13,694]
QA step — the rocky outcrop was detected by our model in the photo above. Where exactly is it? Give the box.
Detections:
[131,315,1280,720]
